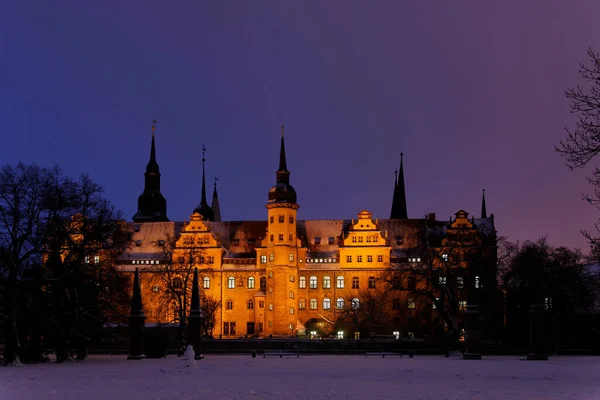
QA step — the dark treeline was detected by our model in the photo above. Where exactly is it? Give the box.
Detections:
[0,163,132,365]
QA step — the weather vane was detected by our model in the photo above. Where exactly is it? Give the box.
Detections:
[201,143,206,162]
[151,117,157,134]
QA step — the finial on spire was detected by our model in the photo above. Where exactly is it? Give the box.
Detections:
[201,143,206,163]
[281,124,284,137]
[151,117,157,136]
[213,175,218,189]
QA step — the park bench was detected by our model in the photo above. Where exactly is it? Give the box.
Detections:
[365,352,402,358]
[263,350,299,358]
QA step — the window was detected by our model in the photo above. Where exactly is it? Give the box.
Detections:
[442,253,448,262]
[289,216,294,223]
[270,234,274,242]
[393,299,402,310]
[367,255,373,262]
[328,237,335,245]
[299,299,306,309]
[408,275,416,290]
[269,304,273,311]
[289,291,294,299]
[248,276,255,289]
[207,255,214,264]
[290,307,294,315]
[475,276,480,289]
[94,256,100,264]
[336,298,344,309]
[259,301,265,308]
[352,276,359,289]
[377,254,383,263]
[352,236,357,243]
[247,322,255,335]
[314,237,321,245]
[323,298,331,309]
[336,276,345,288]
[278,234,284,241]
[433,298,439,309]
[310,299,317,310]
[366,236,371,243]
[247,299,254,310]
[228,276,235,289]
[259,322,263,332]
[368,276,376,289]
[223,322,230,336]
[260,277,266,291]
[203,277,210,289]
[309,276,317,289]
[172,277,183,290]
[459,301,467,311]
[357,255,363,263]
[85,256,90,264]
[289,234,293,242]
[289,275,295,282]
[269,253,274,261]
[226,300,233,310]
[152,285,159,293]
[289,253,294,262]
[270,216,274,224]
[323,276,331,289]
[545,297,552,310]
[407,298,415,309]
[279,215,284,223]
[230,322,236,335]
[352,298,359,309]
[299,276,306,288]
[261,255,267,264]
[346,255,352,263]
[457,277,464,289]
[337,331,344,340]
[439,276,447,285]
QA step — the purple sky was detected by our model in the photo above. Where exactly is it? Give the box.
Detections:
[2,1,600,251]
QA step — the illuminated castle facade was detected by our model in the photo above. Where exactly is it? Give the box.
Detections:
[119,124,498,339]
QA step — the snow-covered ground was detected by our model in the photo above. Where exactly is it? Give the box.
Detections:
[1,354,600,400]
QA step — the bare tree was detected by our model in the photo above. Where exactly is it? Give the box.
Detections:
[334,288,394,338]
[556,48,600,244]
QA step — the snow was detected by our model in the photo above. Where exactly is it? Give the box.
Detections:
[1,354,600,400]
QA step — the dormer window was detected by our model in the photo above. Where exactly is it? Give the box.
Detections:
[352,236,357,243]
[314,237,321,245]
[158,240,165,246]
[135,240,142,247]
[328,237,334,245]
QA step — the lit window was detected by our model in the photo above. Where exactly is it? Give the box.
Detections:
[299,299,306,309]
[152,286,159,293]
[367,255,373,262]
[289,291,294,299]
[337,331,344,340]
[346,255,352,263]
[203,277,210,289]
[407,298,415,309]
[323,276,331,289]
[357,255,362,263]
[336,298,344,309]
[475,276,480,289]
[228,276,235,289]
[352,298,359,309]
[439,276,446,285]
[85,256,90,264]
[289,275,295,282]
[248,299,254,310]
[442,253,448,262]
[393,331,400,340]
[94,256,100,264]
[352,276,359,289]
[457,277,464,289]
[310,299,317,310]
[299,276,306,289]
[459,301,467,311]
[269,253,274,261]
[226,300,233,310]
[323,298,331,310]
[309,276,317,289]
[433,298,439,309]
[368,276,376,289]
[289,307,294,315]
[336,276,345,288]
[260,255,267,264]
[545,297,552,310]
[269,304,273,311]
[289,253,294,262]
[248,276,255,289]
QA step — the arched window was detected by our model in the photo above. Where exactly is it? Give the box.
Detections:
[352,276,359,289]
[336,298,344,309]
[203,276,210,289]
[299,276,306,289]
[368,276,376,289]
[323,276,331,289]
[248,276,255,289]
[247,299,254,310]
[172,277,183,290]
[228,276,235,289]
[336,276,345,289]
[309,276,317,289]
[323,298,331,310]
[226,299,233,310]
[260,277,267,291]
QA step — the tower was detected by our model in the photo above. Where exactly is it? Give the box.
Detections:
[481,189,487,219]
[211,176,222,222]
[390,153,408,219]
[192,144,215,221]
[265,125,299,336]
[133,120,169,222]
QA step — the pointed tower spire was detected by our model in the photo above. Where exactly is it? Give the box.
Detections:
[390,153,408,219]
[268,124,297,204]
[212,175,222,222]
[193,144,215,220]
[133,118,169,222]
[481,189,487,219]
[276,124,291,184]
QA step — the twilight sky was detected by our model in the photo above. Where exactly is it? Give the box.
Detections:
[2,1,600,251]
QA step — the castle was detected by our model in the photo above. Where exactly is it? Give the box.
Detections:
[118,123,498,339]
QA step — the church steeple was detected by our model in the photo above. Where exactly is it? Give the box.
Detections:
[193,144,215,221]
[268,125,297,204]
[133,119,169,222]
[390,153,408,219]
[212,176,222,222]
[481,189,487,219]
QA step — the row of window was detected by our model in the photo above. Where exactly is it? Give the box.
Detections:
[258,254,384,264]
[182,236,210,245]
[270,215,294,224]
[345,255,383,263]
[298,275,377,289]
[131,259,160,265]
[350,235,379,243]
[222,322,264,336]
[269,233,295,243]
[84,256,100,264]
